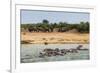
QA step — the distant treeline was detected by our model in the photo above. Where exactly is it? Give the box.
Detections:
[21,20,89,33]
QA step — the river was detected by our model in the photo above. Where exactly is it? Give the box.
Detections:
[21,44,89,63]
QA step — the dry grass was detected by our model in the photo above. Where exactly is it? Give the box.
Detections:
[21,32,89,44]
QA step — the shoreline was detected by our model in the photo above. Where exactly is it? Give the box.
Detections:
[21,41,89,44]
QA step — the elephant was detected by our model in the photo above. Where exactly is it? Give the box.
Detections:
[70,48,78,53]
[60,49,67,55]
[54,48,60,52]
[65,49,78,53]
[76,45,88,50]
[39,52,45,58]
[76,45,83,50]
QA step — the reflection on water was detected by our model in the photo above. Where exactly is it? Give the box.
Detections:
[21,44,89,63]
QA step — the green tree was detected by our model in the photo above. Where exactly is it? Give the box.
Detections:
[42,19,49,24]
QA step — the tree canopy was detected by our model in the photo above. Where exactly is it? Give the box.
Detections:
[21,19,89,33]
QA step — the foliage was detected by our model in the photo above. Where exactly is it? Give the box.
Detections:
[21,19,89,33]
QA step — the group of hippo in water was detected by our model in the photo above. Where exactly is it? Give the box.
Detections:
[39,45,88,58]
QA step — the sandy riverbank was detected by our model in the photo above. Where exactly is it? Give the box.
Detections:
[21,32,89,44]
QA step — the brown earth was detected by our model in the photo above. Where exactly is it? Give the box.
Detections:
[21,32,89,44]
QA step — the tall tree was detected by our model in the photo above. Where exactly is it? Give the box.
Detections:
[42,19,49,24]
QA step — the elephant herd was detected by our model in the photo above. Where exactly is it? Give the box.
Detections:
[28,27,50,32]
[28,26,69,32]
[39,45,88,58]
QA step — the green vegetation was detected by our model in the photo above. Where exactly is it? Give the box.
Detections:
[21,19,89,33]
